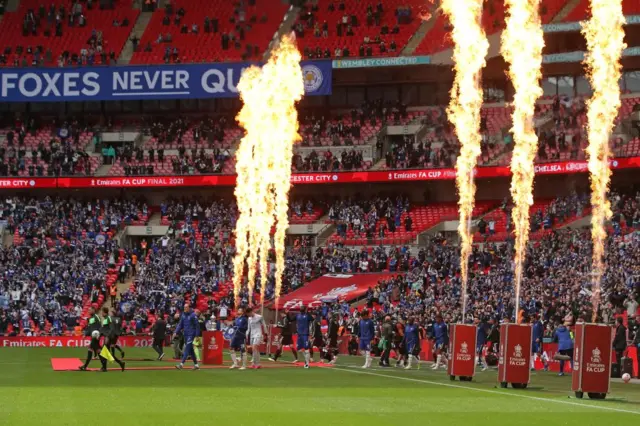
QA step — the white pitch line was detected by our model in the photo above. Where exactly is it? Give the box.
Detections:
[329,366,640,415]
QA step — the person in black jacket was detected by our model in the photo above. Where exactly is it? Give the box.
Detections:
[269,311,298,362]
[108,309,125,359]
[613,317,627,373]
[79,307,107,371]
[152,315,167,360]
[100,307,126,371]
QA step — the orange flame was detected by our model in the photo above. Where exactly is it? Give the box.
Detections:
[582,0,626,321]
[232,35,304,307]
[501,0,545,321]
[441,0,489,320]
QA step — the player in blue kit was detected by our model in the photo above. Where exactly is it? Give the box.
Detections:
[296,306,313,368]
[403,317,420,369]
[230,307,249,370]
[475,317,489,371]
[530,314,548,371]
[432,314,449,370]
[358,310,375,369]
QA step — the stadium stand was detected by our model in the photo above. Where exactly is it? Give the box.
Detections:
[1,185,638,337]
[414,0,579,55]
[294,0,428,59]
[129,0,288,64]
[562,0,640,22]
[0,197,150,335]
[0,121,101,177]
[0,0,139,67]
[326,197,496,246]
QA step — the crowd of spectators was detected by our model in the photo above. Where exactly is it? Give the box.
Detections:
[2,187,639,337]
[292,148,365,172]
[296,1,413,59]
[147,116,234,149]
[351,228,639,332]
[327,195,412,239]
[299,99,407,148]
[1,118,97,177]
[110,144,229,175]
[535,96,587,162]
[385,134,458,169]
[0,196,151,336]
[4,2,123,67]
[139,0,268,62]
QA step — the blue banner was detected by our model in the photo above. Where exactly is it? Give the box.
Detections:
[332,55,430,69]
[0,60,332,103]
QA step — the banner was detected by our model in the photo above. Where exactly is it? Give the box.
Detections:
[448,324,477,378]
[0,61,332,103]
[276,273,394,309]
[332,56,430,69]
[4,156,640,190]
[498,324,532,386]
[0,336,153,347]
[0,178,57,189]
[201,330,223,365]
[543,47,640,64]
[572,324,612,394]
[542,15,640,33]
[56,175,236,188]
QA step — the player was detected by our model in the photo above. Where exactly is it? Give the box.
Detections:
[358,309,375,369]
[79,307,107,371]
[431,314,448,370]
[475,317,489,371]
[393,317,405,367]
[173,305,201,370]
[309,311,324,362]
[530,314,548,371]
[247,308,267,369]
[403,317,420,369]
[296,306,313,368]
[229,307,249,370]
[270,310,298,362]
[101,307,126,371]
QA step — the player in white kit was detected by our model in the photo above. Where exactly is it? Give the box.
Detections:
[247,308,267,369]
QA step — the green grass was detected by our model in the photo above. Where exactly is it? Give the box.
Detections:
[0,348,639,425]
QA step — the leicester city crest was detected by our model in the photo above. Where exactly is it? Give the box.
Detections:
[302,64,323,93]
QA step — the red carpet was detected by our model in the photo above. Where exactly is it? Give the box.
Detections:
[50,358,334,371]
[51,358,84,371]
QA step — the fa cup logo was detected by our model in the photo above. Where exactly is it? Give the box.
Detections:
[514,344,523,358]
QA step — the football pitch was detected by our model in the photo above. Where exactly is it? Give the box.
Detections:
[1,348,639,425]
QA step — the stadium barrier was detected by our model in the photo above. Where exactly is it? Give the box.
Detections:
[202,331,224,365]
[1,336,153,347]
[448,324,477,381]
[572,324,612,399]
[0,157,638,190]
[498,324,532,389]
[4,334,634,377]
